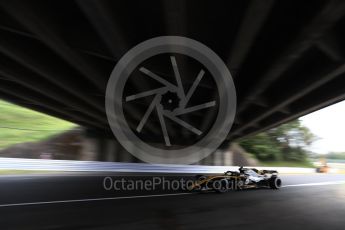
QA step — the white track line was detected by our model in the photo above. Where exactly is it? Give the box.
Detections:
[282,180,345,188]
[1,181,345,208]
[0,193,192,208]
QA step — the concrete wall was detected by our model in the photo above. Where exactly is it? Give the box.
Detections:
[87,133,256,166]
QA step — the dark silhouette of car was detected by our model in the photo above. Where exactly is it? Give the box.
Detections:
[191,167,282,193]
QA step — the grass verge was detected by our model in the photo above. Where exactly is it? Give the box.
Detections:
[0,100,77,150]
[0,170,60,175]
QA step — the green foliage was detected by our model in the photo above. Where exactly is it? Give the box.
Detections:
[239,119,316,162]
[239,133,281,161]
[258,160,314,168]
[0,100,77,149]
[311,152,345,160]
[326,152,345,160]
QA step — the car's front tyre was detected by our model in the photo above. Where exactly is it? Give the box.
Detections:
[269,177,282,189]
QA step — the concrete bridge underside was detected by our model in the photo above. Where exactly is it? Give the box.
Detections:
[1,0,345,164]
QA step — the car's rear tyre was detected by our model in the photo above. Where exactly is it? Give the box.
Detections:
[269,177,282,189]
[213,179,229,193]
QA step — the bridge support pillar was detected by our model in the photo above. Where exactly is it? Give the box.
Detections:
[80,136,98,161]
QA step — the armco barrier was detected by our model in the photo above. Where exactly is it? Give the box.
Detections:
[0,157,316,174]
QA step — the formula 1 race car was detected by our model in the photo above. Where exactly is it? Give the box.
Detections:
[191,167,282,193]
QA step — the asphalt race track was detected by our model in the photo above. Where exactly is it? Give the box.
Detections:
[0,173,345,230]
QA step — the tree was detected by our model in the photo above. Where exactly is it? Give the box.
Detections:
[238,119,317,162]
